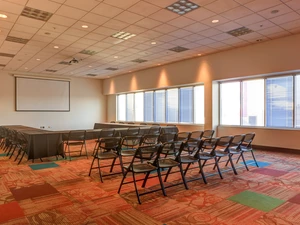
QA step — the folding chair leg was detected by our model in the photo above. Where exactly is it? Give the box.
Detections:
[157,169,167,197]
[240,152,249,171]
[110,158,117,172]
[228,155,238,175]
[251,151,259,167]
[9,146,17,159]
[199,160,207,184]
[84,143,88,159]
[179,164,188,190]
[97,159,103,183]
[18,151,26,165]
[141,172,151,188]
[214,158,223,179]
[236,154,241,163]
[118,171,128,193]
[164,167,172,182]
[132,172,141,204]
[88,157,96,176]
[213,157,221,170]
[184,163,192,176]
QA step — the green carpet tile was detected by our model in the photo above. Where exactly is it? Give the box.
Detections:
[29,162,59,170]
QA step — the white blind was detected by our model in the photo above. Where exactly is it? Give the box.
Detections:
[117,94,126,121]
[126,94,134,121]
[194,85,204,124]
[154,90,165,123]
[134,92,144,122]
[144,91,154,122]
[166,88,178,123]
[180,87,193,123]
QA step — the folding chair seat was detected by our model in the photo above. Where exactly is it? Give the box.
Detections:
[184,131,203,155]
[202,130,215,139]
[118,144,165,204]
[89,137,122,182]
[159,133,178,157]
[213,135,237,175]
[64,130,87,161]
[137,134,160,162]
[236,132,258,170]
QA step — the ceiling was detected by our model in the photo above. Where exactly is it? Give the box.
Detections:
[0,0,300,79]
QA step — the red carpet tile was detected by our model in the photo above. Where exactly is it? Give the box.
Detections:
[10,183,59,201]
[1,142,300,224]
[251,168,288,177]
[0,201,24,223]
[288,193,300,204]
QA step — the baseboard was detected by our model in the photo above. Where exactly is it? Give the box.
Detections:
[253,145,300,154]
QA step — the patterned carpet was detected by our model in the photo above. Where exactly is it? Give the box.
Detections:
[1,142,300,225]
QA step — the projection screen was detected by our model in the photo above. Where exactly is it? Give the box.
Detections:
[15,76,70,111]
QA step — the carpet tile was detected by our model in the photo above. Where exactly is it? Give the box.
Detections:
[251,168,289,177]
[0,202,24,223]
[1,142,300,224]
[242,160,271,168]
[228,190,285,212]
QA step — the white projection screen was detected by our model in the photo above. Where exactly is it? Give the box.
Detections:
[15,76,70,111]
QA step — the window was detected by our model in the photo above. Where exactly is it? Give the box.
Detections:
[242,79,264,126]
[144,91,154,122]
[134,92,144,122]
[154,90,165,123]
[180,87,193,123]
[220,82,240,125]
[266,76,293,128]
[116,85,204,124]
[220,74,298,128]
[117,94,126,121]
[166,88,178,123]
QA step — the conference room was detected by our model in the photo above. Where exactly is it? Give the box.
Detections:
[1,0,300,224]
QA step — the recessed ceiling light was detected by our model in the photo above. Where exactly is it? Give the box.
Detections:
[53,46,59,49]
[212,19,219,23]
[0,14,8,19]
[114,56,118,59]
[44,32,51,35]
[88,65,92,67]
[271,10,279,14]
[151,41,156,45]
[111,31,136,40]
[36,58,40,61]
[128,71,131,72]
[82,25,88,28]
[24,67,28,70]
[157,64,161,66]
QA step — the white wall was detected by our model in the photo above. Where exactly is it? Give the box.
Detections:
[0,71,106,130]
[103,34,300,150]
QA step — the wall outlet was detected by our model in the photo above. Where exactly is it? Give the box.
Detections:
[40,126,45,129]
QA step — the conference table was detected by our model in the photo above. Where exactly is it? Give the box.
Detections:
[1,123,178,162]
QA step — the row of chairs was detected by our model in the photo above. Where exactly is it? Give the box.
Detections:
[88,131,257,204]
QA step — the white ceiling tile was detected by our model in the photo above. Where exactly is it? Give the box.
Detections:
[156,34,178,42]
[238,31,265,41]
[279,19,300,30]
[114,11,144,24]
[183,22,210,33]
[235,13,265,26]
[81,13,110,26]
[48,15,76,27]
[210,32,233,41]
[184,7,216,21]
[233,0,255,4]
[221,6,253,20]
[169,29,193,38]
[27,0,62,13]
[71,21,98,32]
[3,0,28,5]
[169,38,190,46]
[76,38,98,46]
[205,0,240,14]
[42,22,68,33]
[0,41,24,53]
[124,25,147,34]
[258,25,285,36]
[285,0,300,10]
[9,30,34,39]
[93,26,118,36]
[55,5,87,20]
[56,34,80,42]
[182,33,206,41]
[12,24,39,34]
[191,0,219,6]
[83,33,106,41]
[270,12,300,25]
[257,4,293,19]
[36,29,61,38]
[215,21,242,32]
[27,40,49,47]
[153,24,178,34]
[135,18,162,29]
[31,34,55,43]
[103,0,140,9]
[93,42,113,48]
[0,1,24,14]
[49,0,66,3]
[144,0,179,8]
[0,56,13,64]
[64,0,100,11]
[129,35,150,43]
[138,30,162,39]
[201,15,230,27]
[128,1,160,17]
[0,11,19,23]
[0,20,14,30]
[195,38,216,45]
[247,20,276,31]
[148,9,179,23]
[102,19,130,30]
[64,28,89,37]
[168,17,196,28]
[16,16,46,28]
[199,27,223,36]
[245,0,282,12]
[92,3,123,18]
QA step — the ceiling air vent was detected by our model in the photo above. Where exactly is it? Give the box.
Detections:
[106,67,118,71]
[79,50,98,55]
[131,59,147,63]
[21,6,53,22]
[0,52,15,57]
[169,46,189,52]
[227,27,253,37]
[45,69,57,72]
[86,74,97,77]
[0,64,6,67]
[58,61,71,65]
[5,36,29,44]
